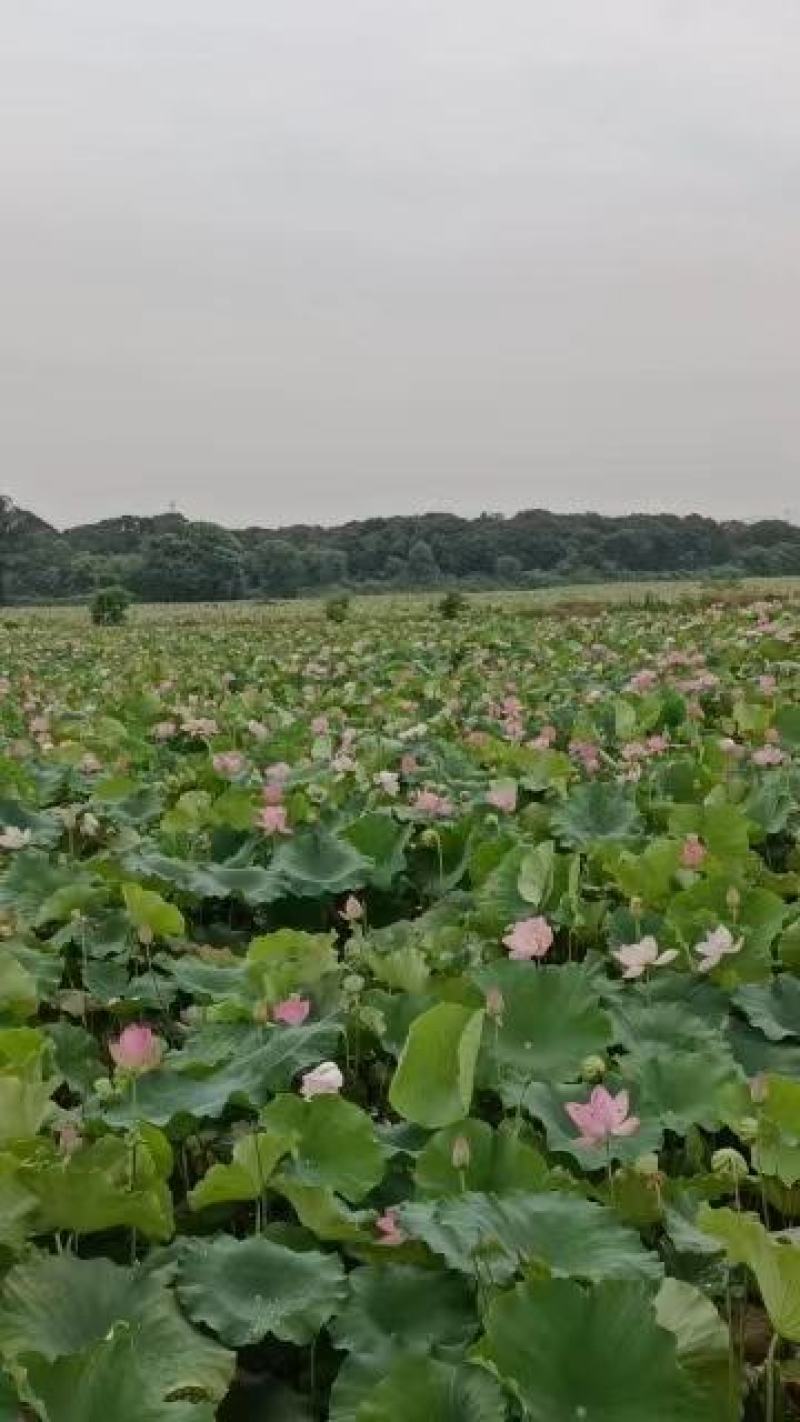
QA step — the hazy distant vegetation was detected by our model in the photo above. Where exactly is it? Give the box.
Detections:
[3,495,800,603]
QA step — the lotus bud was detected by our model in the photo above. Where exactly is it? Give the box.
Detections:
[629,897,644,919]
[343,973,365,996]
[419,828,439,848]
[581,1054,607,1083]
[451,1135,472,1171]
[736,1116,760,1143]
[750,1074,768,1105]
[711,1147,749,1182]
[485,987,505,1023]
[93,1076,115,1100]
[726,885,741,916]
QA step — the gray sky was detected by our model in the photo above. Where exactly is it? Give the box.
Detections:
[2,1,799,530]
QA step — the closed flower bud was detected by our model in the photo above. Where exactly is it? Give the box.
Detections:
[485,987,505,1022]
[726,885,741,915]
[581,1054,607,1083]
[451,1135,472,1171]
[711,1147,749,1181]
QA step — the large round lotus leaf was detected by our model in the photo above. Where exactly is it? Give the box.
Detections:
[331,1264,478,1358]
[356,1356,507,1422]
[399,1190,662,1287]
[261,1092,387,1201]
[475,962,614,1096]
[476,1278,708,1420]
[25,1335,216,1422]
[0,1251,233,1404]
[269,828,371,896]
[622,1046,743,1135]
[101,1021,339,1128]
[177,1234,347,1346]
[551,782,641,847]
[414,1119,548,1197]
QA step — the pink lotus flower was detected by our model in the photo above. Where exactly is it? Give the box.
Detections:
[311,715,329,737]
[57,1122,83,1156]
[400,754,419,777]
[502,916,554,961]
[759,675,777,694]
[486,784,517,814]
[695,925,743,973]
[265,761,292,785]
[181,717,219,739]
[340,895,363,924]
[273,995,311,1026]
[753,745,785,768]
[300,1061,344,1099]
[565,1086,640,1148]
[533,724,557,748]
[247,719,269,742]
[257,804,291,835]
[681,834,707,870]
[375,1208,406,1246]
[109,1024,163,1075]
[628,669,658,693]
[262,781,285,805]
[212,751,246,778]
[152,720,177,742]
[612,936,678,980]
[484,986,505,1021]
[411,789,454,818]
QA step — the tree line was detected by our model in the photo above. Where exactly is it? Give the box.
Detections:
[3,496,800,603]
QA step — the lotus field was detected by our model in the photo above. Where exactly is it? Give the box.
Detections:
[3,593,800,1420]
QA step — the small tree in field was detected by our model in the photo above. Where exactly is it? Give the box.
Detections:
[325,593,350,623]
[439,590,466,620]
[91,586,130,626]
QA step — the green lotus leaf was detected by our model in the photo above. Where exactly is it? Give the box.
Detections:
[122,882,185,939]
[475,1277,708,1420]
[517,840,555,908]
[654,1278,737,1422]
[261,1093,387,1202]
[473,845,535,934]
[331,1264,478,1359]
[271,1177,373,1242]
[101,1021,340,1128]
[189,1128,293,1211]
[177,1233,347,1346]
[414,1119,548,1197]
[475,962,614,1099]
[26,1133,174,1241]
[0,952,37,1020]
[356,1356,507,1422]
[622,1047,743,1136]
[246,928,339,1000]
[389,1003,484,1128]
[400,1189,662,1286]
[734,976,800,1042]
[698,1205,800,1342]
[343,813,412,890]
[0,1251,233,1404]
[551,782,641,848]
[269,827,370,896]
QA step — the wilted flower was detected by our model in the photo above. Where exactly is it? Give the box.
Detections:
[273,996,311,1026]
[612,936,677,980]
[0,826,32,851]
[109,1024,163,1075]
[565,1087,640,1148]
[340,895,363,924]
[300,1061,344,1099]
[502,916,554,961]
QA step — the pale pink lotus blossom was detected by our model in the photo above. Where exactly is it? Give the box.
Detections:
[411,789,454,818]
[109,1024,163,1075]
[331,753,356,774]
[400,754,419,777]
[265,761,292,785]
[247,719,270,742]
[681,834,707,870]
[484,986,505,1022]
[262,781,285,806]
[612,936,678,980]
[375,1208,406,1246]
[374,770,400,797]
[212,751,246,778]
[502,916,554,961]
[753,745,785,768]
[695,925,743,973]
[311,715,329,736]
[57,1123,83,1156]
[152,720,177,742]
[79,753,102,774]
[486,784,517,814]
[257,804,291,836]
[300,1061,344,1099]
[718,737,741,757]
[531,724,557,749]
[569,739,601,775]
[759,675,777,694]
[340,895,363,923]
[565,1086,640,1148]
[0,826,32,851]
[273,996,311,1026]
[646,734,669,755]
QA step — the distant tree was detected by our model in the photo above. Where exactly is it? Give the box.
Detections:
[247,539,307,598]
[407,539,441,585]
[91,585,130,625]
[495,554,522,583]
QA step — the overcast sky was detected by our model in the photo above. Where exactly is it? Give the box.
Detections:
[2,1,799,530]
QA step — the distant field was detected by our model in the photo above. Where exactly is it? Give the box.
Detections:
[5,574,800,626]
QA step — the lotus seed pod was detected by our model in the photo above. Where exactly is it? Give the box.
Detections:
[581,1054,607,1083]
[711,1147,749,1181]
[633,1152,661,1178]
